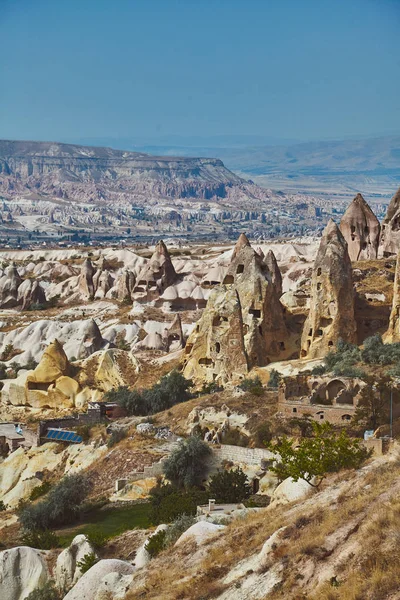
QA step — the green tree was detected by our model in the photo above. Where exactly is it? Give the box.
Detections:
[26,582,62,600]
[267,422,370,488]
[76,552,98,574]
[208,467,251,503]
[268,369,281,389]
[353,378,392,430]
[163,437,212,489]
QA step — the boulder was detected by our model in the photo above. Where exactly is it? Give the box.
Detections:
[29,339,69,384]
[63,559,135,600]
[339,193,380,261]
[17,279,46,311]
[133,525,168,569]
[270,477,314,506]
[77,319,105,359]
[175,521,225,546]
[0,546,49,600]
[300,220,356,359]
[56,534,97,590]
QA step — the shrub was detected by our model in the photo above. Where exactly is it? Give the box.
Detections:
[199,381,223,395]
[85,528,109,549]
[19,473,91,531]
[107,428,127,448]
[76,425,91,443]
[254,422,272,447]
[149,481,208,524]
[104,370,193,416]
[26,582,62,600]
[145,529,167,557]
[311,364,326,375]
[268,369,281,388]
[361,334,400,365]
[222,428,249,447]
[353,378,393,430]
[1,343,16,361]
[163,436,212,489]
[239,376,264,395]
[0,363,7,379]
[208,468,251,503]
[164,514,196,547]
[267,422,371,488]
[21,529,59,549]
[0,500,6,511]
[29,481,51,501]
[76,552,98,574]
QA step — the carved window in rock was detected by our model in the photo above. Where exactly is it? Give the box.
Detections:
[317,267,322,276]
[341,414,352,421]
[292,407,297,413]
[316,411,324,420]
[279,341,285,350]
[317,329,323,336]
[317,282,322,291]
[212,315,228,327]
[258,325,263,336]
[185,344,193,354]
[249,308,261,318]
[364,226,369,234]
[199,357,213,366]
[236,264,245,274]
[215,342,221,354]
[223,275,234,285]
[351,225,356,233]
[308,328,313,336]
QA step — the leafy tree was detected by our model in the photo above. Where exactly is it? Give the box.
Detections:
[361,334,400,365]
[353,377,393,430]
[254,422,272,447]
[323,339,363,376]
[163,514,196,547]
[107,428,127,448]
[163,436,212,489]
[149,480,208,524]
[208,467,251,503]
[268,369,281,389]
[29,481,51,501]
[20,474,91,531]
[21,529,59,549]
[239,376,264,395]
[0,500,6,511]
[26,582,62,600]
[267,422,370,488]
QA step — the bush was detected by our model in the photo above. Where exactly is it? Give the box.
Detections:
[149,481,208,524]
[19,473,91,531]
[26,582,62,600]
[0,500,6,511]
[268,369,281,388]
[107,429,127,448]
[145,529,167,557]
[254,422,272,447]
[163,436,212,489]
[104,370,193,416]
[208,468,251,503]
[76,552,98,574]
[164,514,196,547]
[29,481,51,501]
[0,363,7,379]
[199,381,223,395]
[311,364,326,376]
[239,376,264,396]
[76,425,92,443]
[21,529,59,549]
[267,422,371,488]
[85,528,109,549]
[222,428,249,447]
[361,334,400,365]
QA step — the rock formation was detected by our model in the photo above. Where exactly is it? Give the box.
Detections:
[300,220,356,359]
[380,186,400,256]
[78,258,95,300]
[164,314,185,351]
[0,546,49,600]
[56,534,97,590]
[133,241,178,300]
[385,251,400,343]
[113,268,136,302]
[77,319,105,359]
[264,249,283,297]
[339,193,380,261]
[17,279,46,311]
[184,234,289,384]
[0,264,22,308]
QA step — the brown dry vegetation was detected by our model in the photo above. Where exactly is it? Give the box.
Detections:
[124,448,400,600]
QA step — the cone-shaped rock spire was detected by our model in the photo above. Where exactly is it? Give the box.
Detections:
[265,250,283,297]
[339,193,380,261]
[380,186,400,257]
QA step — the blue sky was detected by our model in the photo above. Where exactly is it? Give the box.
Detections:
[1,0,399,143]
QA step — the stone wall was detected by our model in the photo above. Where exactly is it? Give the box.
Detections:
[278,401,356,425]
[212,444,274,466]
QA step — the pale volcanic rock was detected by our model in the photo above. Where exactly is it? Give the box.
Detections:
[112,268,136,302]
[63,559,135,600]
[133,240,177,300]
[385,251,400,343]
[339,193,380,261]
[56,534,97,590]
[17,278,46,311]
[264,249,283,297]
[300,220,356,359]
[380,186,400,256]
[0,264,22,308]
[183,285,249,385]
[77,348,140,392]
[77,318,107,359]
[78,258,95,300]
[29,339,69,383]
[0,546,49,600]
[164,313,185,351]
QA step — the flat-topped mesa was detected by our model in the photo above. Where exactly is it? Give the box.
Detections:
[380,186,400,257]
[133,240,178,301]
[223,234,288,367]
[339,193,380,261]
[183,286,248,385]
[301,220,356,359]
[385,251,400,343]
[264,249,283,297]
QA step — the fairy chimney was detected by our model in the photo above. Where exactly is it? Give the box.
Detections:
[380,186,400,257]
[339,193,380,261]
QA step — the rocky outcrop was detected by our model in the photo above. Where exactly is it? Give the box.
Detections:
[300,220,356,359]
[183,234,289,384]
[63,559,135,600]
[133,241,178,301]
[77,319,106,359]
[380,186,400,256]
[56,534,97,590]
[264,249,282,297]
[17,279,46,311]
[113,268,136,302]
[78,258,95,300]
[0,546,49,600]
[339,193,380,261]
[385,251,400,343]
[164,314,185,351]
[0,264,22,308]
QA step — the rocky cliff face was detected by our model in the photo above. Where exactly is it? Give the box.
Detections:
[0,140,242,203]
[380,186,400,256]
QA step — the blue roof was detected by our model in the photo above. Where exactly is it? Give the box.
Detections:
[45,428,82,443]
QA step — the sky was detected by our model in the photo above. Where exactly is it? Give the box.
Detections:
[0,0,400,144]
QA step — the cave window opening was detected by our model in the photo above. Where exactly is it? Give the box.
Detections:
[317,283,321,290]
[317,329,323,336]
[317,267,322,276]
[249,308,261,318]
[215,342,221,354]
[236,264,245,274]
[308,328,313,336]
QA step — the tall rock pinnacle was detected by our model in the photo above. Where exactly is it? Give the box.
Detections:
[300,219,356,359]
[339,193,380,261]
[380,186,400,257]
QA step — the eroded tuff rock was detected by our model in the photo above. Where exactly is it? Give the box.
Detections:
[77,318,107,359]
[380,186,400,256]
[301,220,356,359]
[164,314,185,351]
[264,249,282,297]
[0,264,22,308]
[339,193,380,261]
[183,234,288,383]
[113,268,136,302]
[78,258,95,300]
[17,279,46,311]
[133,240,178,301]
[385,251,400,343]
[0,546,49,600]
